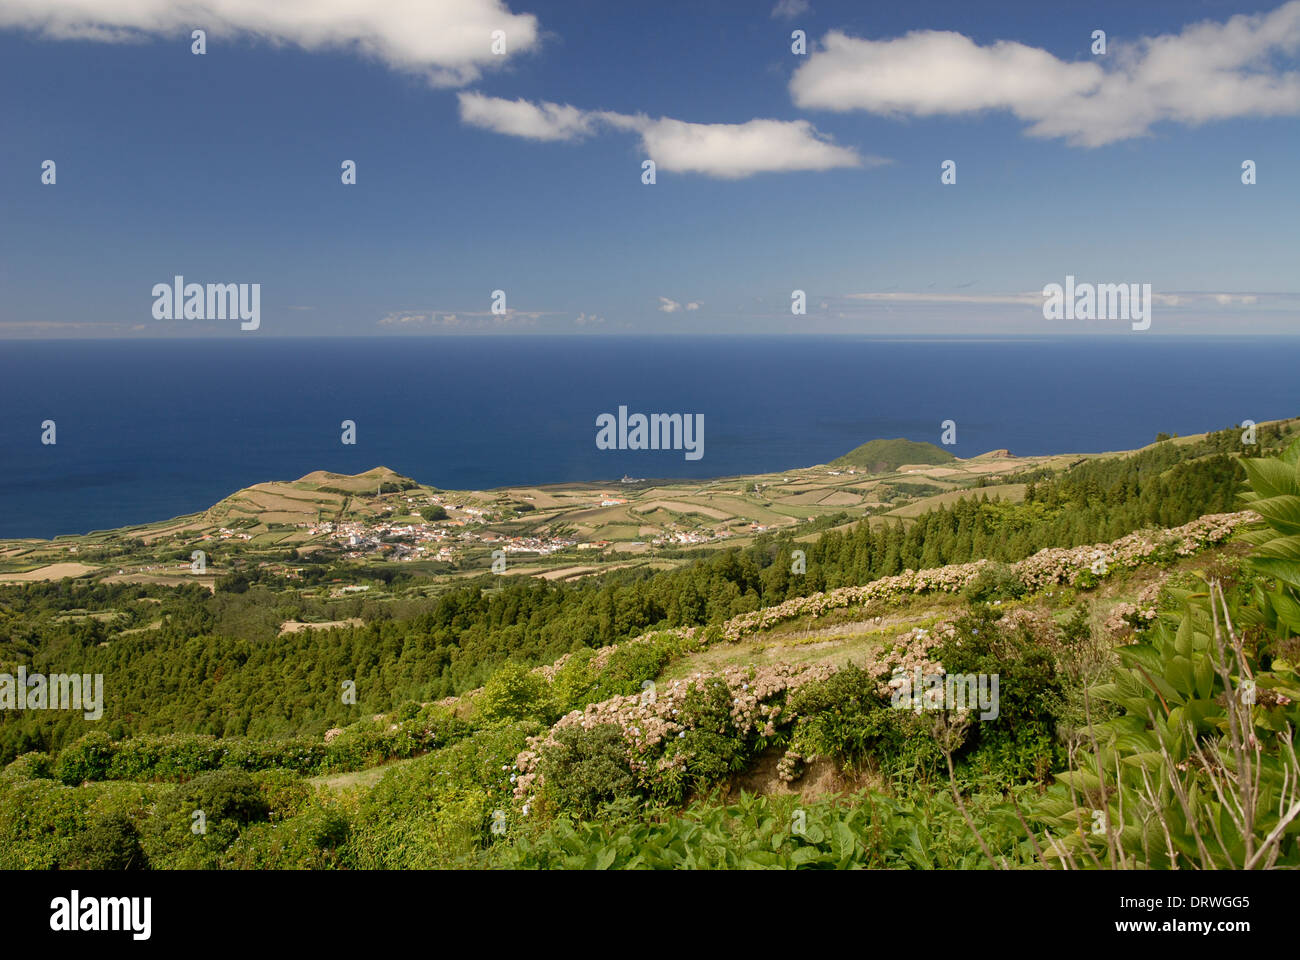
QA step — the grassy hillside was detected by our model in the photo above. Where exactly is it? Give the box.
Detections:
[832,437,957,472]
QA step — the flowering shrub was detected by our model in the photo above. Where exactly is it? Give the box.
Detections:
[514,619,967,810]
[513,591,1083,813]
[515,661,839,809]
[1103,602,1157,638]
[709,512,1256,646]
[1014,512,1255,591]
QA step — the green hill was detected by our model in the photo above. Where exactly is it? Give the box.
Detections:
[832,437,956,473]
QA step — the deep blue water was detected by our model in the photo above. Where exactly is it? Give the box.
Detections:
[1,336,1296,539]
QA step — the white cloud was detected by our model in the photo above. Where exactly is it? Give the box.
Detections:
[845,292,1043,306]
[658,299,699,312]
[458,91,594,140]
[0,0,541,86]
[843,291,1281,308]
[771,0,810,20]
[601,112,861,178]
[379,309,542,329]
[457,93,865,176]
[790,3,1300,146]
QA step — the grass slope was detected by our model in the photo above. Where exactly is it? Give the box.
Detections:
[832,437,956,472]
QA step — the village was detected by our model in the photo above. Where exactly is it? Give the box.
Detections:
[288,488,748,565]
[299,516,580,564]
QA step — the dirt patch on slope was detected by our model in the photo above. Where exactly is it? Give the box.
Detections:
[720,746,880,801]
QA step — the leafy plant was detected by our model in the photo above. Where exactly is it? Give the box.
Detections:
[1022,441,1300,869]
[62,811,149,870]
[536,724,637,819]
[963,563,1027,604]
[1240,437,1300,640]
[474,662,554,725]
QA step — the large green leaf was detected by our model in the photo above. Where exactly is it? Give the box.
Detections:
[1174,615,1196,657]
[1241,457,1299,499]
[1267,587,1300,632]
[1164,655,1197,698]
[1193,653,1215,700]
[1119,750,1165,773]
[1249,495,1300,535]
[1251,557,1300,591]
[1182,697,1221,730]
[1253,533,1300,559]
[1117,645,1162,672]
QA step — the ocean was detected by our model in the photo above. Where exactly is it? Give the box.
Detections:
[1,335,1296,539]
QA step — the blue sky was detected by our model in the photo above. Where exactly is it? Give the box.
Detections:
[1,0,1297,337]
